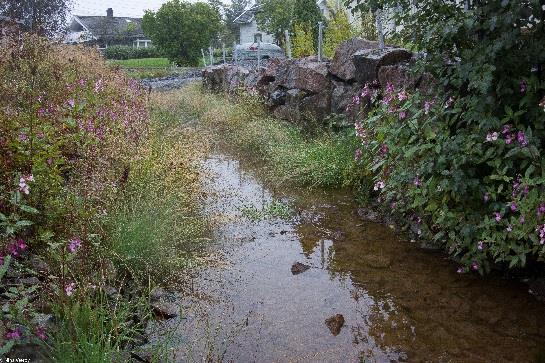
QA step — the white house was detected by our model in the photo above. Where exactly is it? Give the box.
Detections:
[234,1,332,44]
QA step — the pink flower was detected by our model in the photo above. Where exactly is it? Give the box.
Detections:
[484,193,490,202]
[505,133,514,145]
[399,110,407,120]
[485,132,498,142]
[18,174,33,195]
[517,131,528,147]
[5,328,22,340]
[378,144,388,157]
[413,175,422,187]
[386,82,394,94]
[537,203,545,216]
[19,133,29,142]
[520,80,527,93]
[494,212,502,222]
[16,238,27,251]
[537,224,545,245]
[471,262,479,271]
[424,100,433,114]
[506,225,513,232]
[520,215,525,224]
[510,202,518,212]
[457,267,465,274]
[477,241,484,250]
[397,90,408,101]
[68,238,81,253]
[373,180,385,191]
[65,282,76,296]
[35,327,47,340]
[67,99,75,108]
[540,97,545,111]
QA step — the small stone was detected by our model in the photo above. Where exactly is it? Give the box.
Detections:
[291,262,311,275]
[32,313,55,330]
[102,285,120,299]
[325,314,345,336]
[150,287,169,302]
[151,301,179,319]
[356,207,381,223]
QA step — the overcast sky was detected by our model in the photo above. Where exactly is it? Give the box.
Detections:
[71,0,234,18]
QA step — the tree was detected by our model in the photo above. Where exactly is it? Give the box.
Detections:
[323,9,353,58]
[292,23,315,57]
[255,0,295,45]
[0,0,72,36]
[142,0,221,66]
[293,0,324,37]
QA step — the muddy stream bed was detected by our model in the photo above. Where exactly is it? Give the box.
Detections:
[146,152,545,362]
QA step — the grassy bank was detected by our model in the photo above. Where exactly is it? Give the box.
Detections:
[173,83,368,190]
[109,57,171,68]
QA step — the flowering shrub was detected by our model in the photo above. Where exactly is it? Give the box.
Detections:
[0,35,148,350]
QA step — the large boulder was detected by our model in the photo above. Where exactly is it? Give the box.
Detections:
[378,63,419,90]
[331,81,363,114]
[353,48,413,85]
[225,65,250,93]
[202,65,226,92]
[329,38,379,81]
[274,56,330,94]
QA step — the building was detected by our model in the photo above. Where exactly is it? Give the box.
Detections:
[65,8,152,48]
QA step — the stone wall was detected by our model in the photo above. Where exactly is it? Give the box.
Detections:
[202,38,432,125]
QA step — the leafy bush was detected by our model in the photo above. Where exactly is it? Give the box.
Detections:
[0,35,148,352]
[350,1,545,272]
[292,23,315,58]
[323,10,354,58]
[104,45,161,60]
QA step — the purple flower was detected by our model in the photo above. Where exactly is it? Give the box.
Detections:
[386,82,394,94]
[510,202,518,212]
[502,124,512,135]
[379,144,389,157]
[520,215,525,224]
[68,238,81,253]
[520,80,527,93]
[399,110,407,120]
[19,133,29,142]
[424,100,433,114]
[506,225,513,232]
[397,90,408,101]
[390,201,397,209]
[471,262,479,271]
[16,238,27,251]
[517,131,528,147]
[537,224,545,245]
[484,193,490,202]
[67,99,75,108]
[494,212,502,222]
[537,203,545,216]
[523,185,529,196]
[5,328,22,340]
[65,282,76,296]
[505,133,514,145]
[477,241,485,250]
[414,175,422,187]
[457,267,465,274]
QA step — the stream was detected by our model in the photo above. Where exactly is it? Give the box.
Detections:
[146,153,545,362]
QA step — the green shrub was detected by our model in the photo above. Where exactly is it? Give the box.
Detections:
[323,10,354,58]
[104,45,161,60]
[292,23,315,58]
[350,1,545,273]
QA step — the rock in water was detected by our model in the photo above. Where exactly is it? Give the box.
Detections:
[291,262,311,275]
[325,314,345,336]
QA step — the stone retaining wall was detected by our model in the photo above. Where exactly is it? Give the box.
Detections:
[202,38,433,125]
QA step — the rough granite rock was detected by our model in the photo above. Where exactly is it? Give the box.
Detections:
[329,38,379,81]
[353,48,413,84]
[331,81,363,114]
[274,56,330,94]
[325,314,345,336]
[378,64,420,90]
[291,262,311,275]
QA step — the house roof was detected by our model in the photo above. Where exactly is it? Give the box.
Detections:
[74,15,145,39]
[233,5,261,24]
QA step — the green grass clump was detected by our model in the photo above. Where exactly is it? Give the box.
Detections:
[109,58,171,69]
[173,83,369,189]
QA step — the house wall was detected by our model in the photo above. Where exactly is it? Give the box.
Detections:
[239,20,275,44]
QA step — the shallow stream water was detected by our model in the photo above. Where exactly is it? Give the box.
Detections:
[148,153,545,362]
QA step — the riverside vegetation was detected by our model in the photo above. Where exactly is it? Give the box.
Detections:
[0,36,209,360]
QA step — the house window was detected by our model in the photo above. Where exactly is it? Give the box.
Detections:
[254,33,262,43]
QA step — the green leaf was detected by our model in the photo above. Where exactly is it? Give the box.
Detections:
[19,205,39,214]
[0,255,12,281]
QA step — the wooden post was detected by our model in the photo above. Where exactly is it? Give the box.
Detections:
[257,42,261,68]
[209,46,214,65]
[233,41,238,66]
[317,21,324,62]
[284,30,292,59]
[376,9,385,50]
[222,43,227,65]
[201,49,207,67]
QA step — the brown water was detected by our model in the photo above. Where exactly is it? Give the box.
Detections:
[147,153,545,362]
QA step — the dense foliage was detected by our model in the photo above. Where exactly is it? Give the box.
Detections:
[323,9,353,58]
[292,23,315,58]
[0,35,148,354]
[104,45,162,60]
[142,0,221,66]
[255,0,295,45]
[348,0,545,272]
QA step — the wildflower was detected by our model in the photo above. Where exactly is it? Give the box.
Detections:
[537,224,545,245]
[520,80,528,93]
[510,202,518,212]
[494,212,502,222]
[399,110,407,120]
[445,96,455,109]
[523,185,529,196]
[520,215,525,224]
[505,133,514,145]
[35,327,47,340]
[506,225,513,232]
[68,238,81,253]
[390,201,397,209]
[485,132,498,142]
[471,262,479,271]
[18,174,33,195]
[16,238,27,251]
[484,193,490,202]
[517,131,528,147]
[537,203,545,216]
[65,282,76,296]
[5,328,22,340]
[378,144,388,157]
[457,267,465,274]
[19,133,29,142]
[502,124,512,135]
[373,180,385,191]
[540,97,545,112]
[477,241,485,250]
[424,100,433,114]
[386,82,395,94]
[78,79,86,87]
[414,175,422,187]
[67,99,75,108]
[0,254,4,265]
[397,90,408,101]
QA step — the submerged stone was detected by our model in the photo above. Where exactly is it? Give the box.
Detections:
[325,314,345,336]
[291,262,311,275]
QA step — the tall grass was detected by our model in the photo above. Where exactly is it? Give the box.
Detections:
[174,83,369,189]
